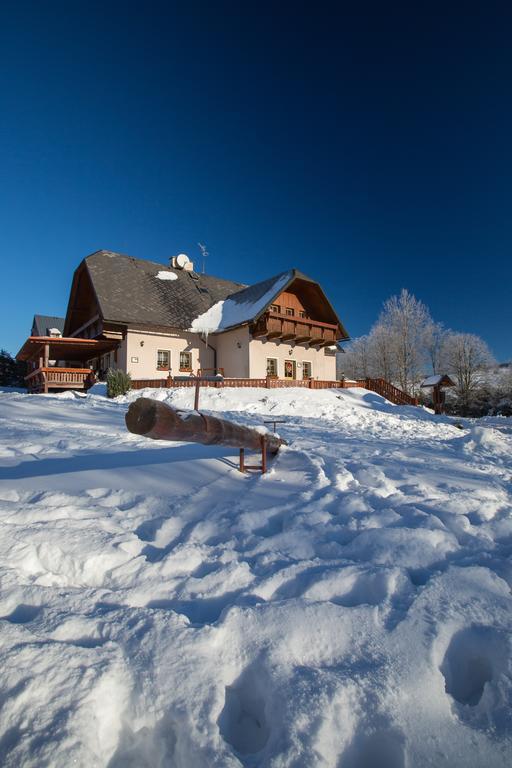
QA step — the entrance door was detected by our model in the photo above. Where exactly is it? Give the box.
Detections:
[284,360,296,379]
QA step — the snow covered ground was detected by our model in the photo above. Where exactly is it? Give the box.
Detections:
[0,385,511,767]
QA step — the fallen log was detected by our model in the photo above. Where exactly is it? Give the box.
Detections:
[125,397,286,454]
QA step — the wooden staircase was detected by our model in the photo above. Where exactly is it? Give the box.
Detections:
[362,378,419,406]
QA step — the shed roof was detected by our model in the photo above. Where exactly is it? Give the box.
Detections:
[17,336,119,362]
[420,374,456,388]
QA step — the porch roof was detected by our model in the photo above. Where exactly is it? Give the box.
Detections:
[16,336,119,363]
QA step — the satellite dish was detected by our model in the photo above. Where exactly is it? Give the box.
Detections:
[176,253,189,269]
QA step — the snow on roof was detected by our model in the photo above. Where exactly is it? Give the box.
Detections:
[190,270,292,334]
[420,374,455,388]
[156,270,178,281]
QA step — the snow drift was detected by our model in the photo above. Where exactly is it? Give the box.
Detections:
[0,385,511,767]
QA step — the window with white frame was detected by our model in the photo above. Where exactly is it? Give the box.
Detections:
[180,351,192,371]
[284,360,296,379]
[266,358,278,377]
[157,349,171,370]
[302,361,312,379]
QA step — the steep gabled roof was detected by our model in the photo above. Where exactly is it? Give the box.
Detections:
[190,268,349,339]
[190,270,294,333]
[66,250,245,332]
[64,251,349,340]
[420,374,456,388]
[32,315,65,336]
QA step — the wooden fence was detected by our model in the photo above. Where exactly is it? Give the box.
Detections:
[130,376,418,406]
[131,376,342,391]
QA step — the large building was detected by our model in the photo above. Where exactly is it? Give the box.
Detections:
[18,250,349,391]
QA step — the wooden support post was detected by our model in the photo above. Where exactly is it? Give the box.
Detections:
[194,378,200,410]
[261,436,267,474]
[239,448,245,473]
[44,343,49,368]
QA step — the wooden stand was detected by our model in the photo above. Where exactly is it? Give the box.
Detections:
[239,436,268,474]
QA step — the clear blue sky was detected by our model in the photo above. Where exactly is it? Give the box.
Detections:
[1,1,511,360]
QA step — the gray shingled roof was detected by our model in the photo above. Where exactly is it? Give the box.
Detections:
[32,315,65,336]
[85,251,245,329]
[79,251,346,336]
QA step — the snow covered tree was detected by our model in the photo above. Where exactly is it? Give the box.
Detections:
[339,335,372,380]
[373,289,433,393]
[424,321,447,375]
[442,333,495,414]
[367,323,396,382]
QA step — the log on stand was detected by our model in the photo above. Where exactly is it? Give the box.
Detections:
[125,397,286,473]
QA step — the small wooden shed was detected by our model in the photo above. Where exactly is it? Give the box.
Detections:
[420,374,456,414]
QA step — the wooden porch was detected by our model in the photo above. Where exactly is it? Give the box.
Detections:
[251,311,339,347]
[16,336,120,394]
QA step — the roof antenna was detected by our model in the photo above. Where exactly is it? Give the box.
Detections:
[198,242,208,274]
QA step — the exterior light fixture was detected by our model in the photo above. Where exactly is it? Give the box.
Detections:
[140,341,144,347]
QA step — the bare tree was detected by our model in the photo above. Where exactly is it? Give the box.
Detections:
[367,323,396,382]
[339,335,372,380]
[375,289,433,393]
[424,320,446,374]
[442,332,495,413]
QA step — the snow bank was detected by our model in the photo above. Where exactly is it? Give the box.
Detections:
[0,387,511,766]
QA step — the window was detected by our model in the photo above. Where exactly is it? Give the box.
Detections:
[266,358,278,377]
[270,304,281,313]
[285,307,295,316]
[180,351,192,371]
[302,361,312,379]
[299,310,308,319]
[157,350,171,370]
[284,360,296,379]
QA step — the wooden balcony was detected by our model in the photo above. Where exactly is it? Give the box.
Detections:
[251,312,339,346]
[25,367,94,394]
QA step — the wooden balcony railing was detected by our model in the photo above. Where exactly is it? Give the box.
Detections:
[251,312,338,346]
[25,367,93,394]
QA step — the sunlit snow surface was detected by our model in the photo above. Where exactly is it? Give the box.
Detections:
[0,385,511,767]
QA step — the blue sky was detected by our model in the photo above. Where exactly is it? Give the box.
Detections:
[1,1,511,360]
